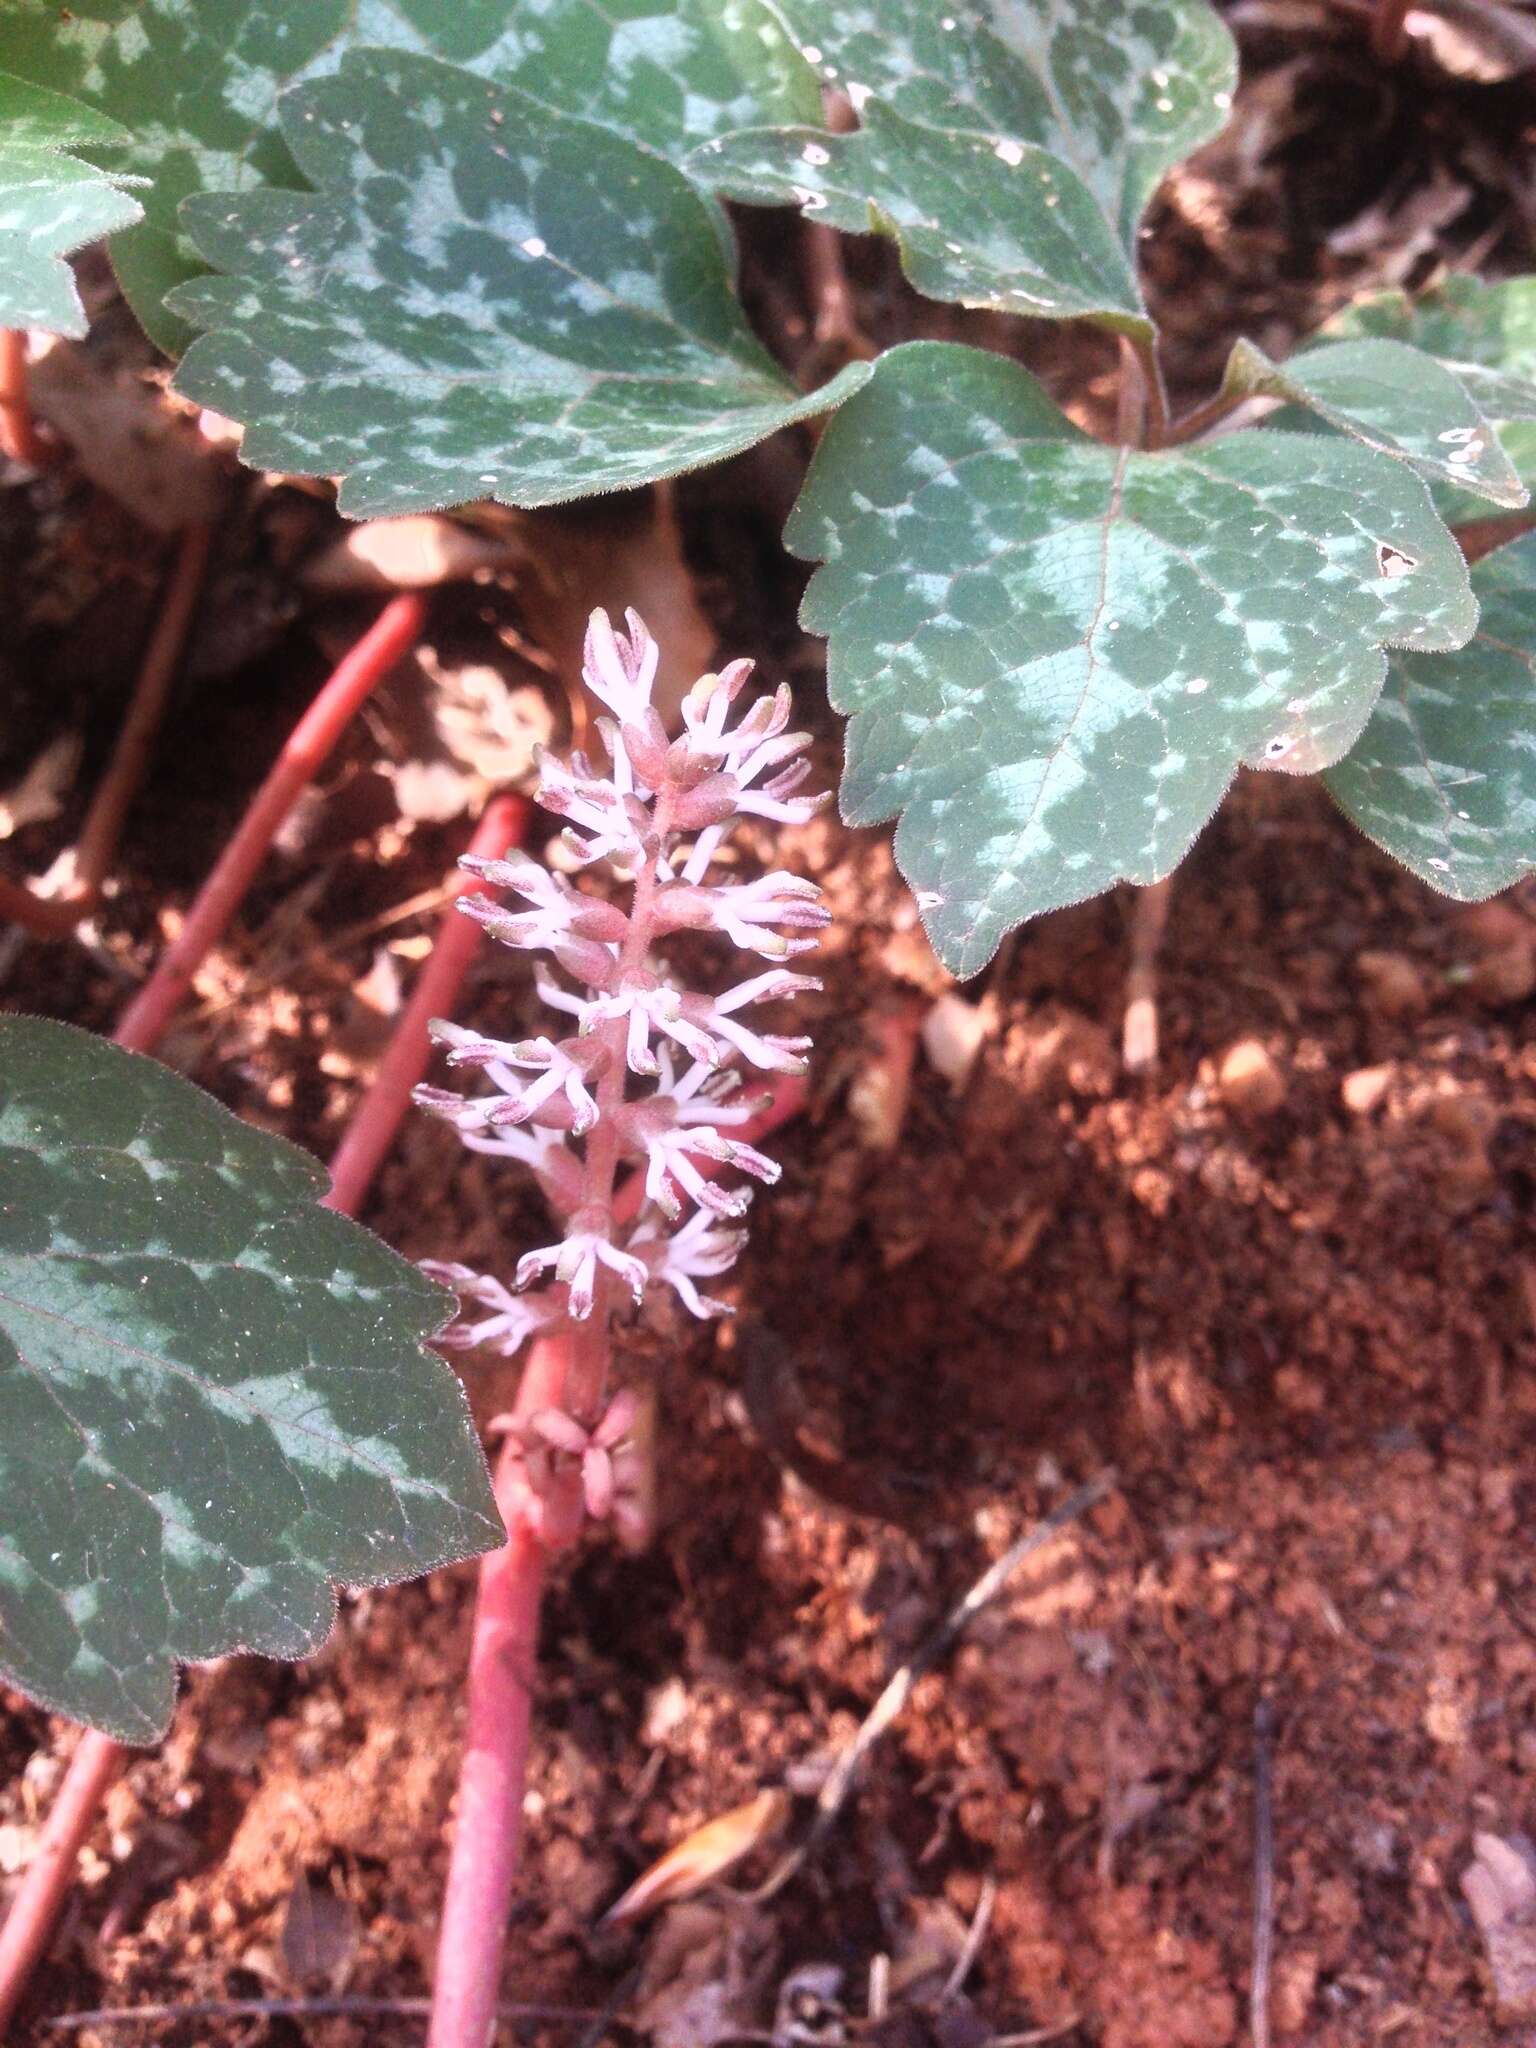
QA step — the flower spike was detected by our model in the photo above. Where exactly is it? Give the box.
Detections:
[419,608,827,1536]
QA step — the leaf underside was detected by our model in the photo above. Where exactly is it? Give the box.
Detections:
[0,70,142,336]
[166,49,868,518]
[790,342,1477,976]
[1326,529,1536,899]
[0,0,815,350]
[0,1017,500,1744]
[692,0,1236,331]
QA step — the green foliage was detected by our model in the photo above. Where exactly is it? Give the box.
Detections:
[3,0,1532,964]
[1326,530,1536,900]
[0,0,814,349]
[0,1018,501,1743]
[1323,275,1536,523]
[0,71,142,336]
[167,50,867,517]
[789,343,1476,973]
[695,0,1236,331]
[1224,335,1526,508]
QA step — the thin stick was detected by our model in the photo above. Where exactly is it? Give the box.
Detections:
[47,1996,608,2032]
[324,792,529,1216]
[73,521,215,897]
[941,1875,997,2002]
[114,594,425,1054]
[754,1472,1116,1899]
[1251,1695,1276,2048]
[0,329,48,468]
[1122,876,1173,1075]
[0,750,508,2040]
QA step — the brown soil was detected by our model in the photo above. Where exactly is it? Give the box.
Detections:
[4,8,1536,2048]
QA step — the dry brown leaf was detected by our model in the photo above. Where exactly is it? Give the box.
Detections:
[303,515,513,592]
[605,1789,790,1926]
[1462,1832,1536,2020]
[27,339,223,533]
[0,734,80,839]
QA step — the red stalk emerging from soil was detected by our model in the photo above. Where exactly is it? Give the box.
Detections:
[0,330,48,470]
[326,791,531,1217]
[1,522,214,939]
[114,594,425,1051]
[0,599,505,2039]
[426,1076,808,2048]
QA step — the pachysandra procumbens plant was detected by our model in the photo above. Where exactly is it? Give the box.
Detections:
[8,0,1536,972]
[415,610,828,1547]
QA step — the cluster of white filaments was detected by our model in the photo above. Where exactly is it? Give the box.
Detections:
[416,608,829,1362]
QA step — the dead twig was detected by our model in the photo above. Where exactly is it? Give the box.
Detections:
[753,1471,1117,1899]
[47,1997,609,2032]
[941,1875,998,2002]
[1251,1695,1277,2048]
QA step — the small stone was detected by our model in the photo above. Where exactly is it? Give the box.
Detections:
[1355,949,1428,1019]
[1217,1038,1286,1114]
[922,992,993,1090]
[1341,1064,1393,1115]
[1273,1363,1325,1414]
[1469,941,1536,1007]
[1272,1949,1319,2036]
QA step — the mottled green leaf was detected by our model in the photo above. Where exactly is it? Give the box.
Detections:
[1324,277,1536,523]
[692,98,1142,328]
[0,0,815,351]
[1223,335,1527,509]
[691,0,1236,330]
[166,50,867,519]
[790,342,1477,975]
[0,1016,500,1744]
[0,71,142,336]
[1327,530,1536,899]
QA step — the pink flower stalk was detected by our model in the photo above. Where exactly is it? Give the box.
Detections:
[416,607,829,1543]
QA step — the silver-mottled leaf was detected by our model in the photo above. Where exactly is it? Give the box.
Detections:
[0,1016,500,1744]
[1327,529,1536,899]
[0,71,141,336]
[690,0,1236,330]
[0,0,816,350]
[1323,277,1536,524]
[790,342,1477,975]
[167,50,868,519]
[1224,335,1527,508]
[691,99,1141,328]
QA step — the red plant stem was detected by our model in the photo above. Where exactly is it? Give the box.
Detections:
[0,873,90,938]
[114,595,425,1054]
[324,792,530,1217]
[74,521,215,898]
[426,1332,569,2048]
[1372,0,1411,60]
[0,608,505,2040]
[427,1075,808,2048]
[0,523,214,939]
[0,329,48,469]
[0,1727,121,2038]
